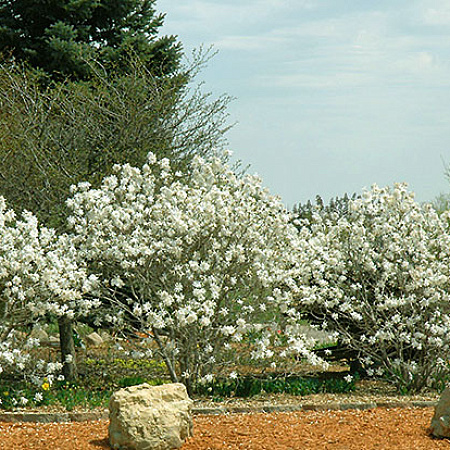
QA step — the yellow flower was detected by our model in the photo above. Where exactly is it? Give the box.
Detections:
[41,382,50,391]
[3,391,8,397]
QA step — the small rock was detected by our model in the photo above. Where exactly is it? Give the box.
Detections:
[431,387,450,437]
[41,336,60,348]
[99,331,112,343]
[30,328,49,343]
[109,383,193,450]
[84,332,103,347]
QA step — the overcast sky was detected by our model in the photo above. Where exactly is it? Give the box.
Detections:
[160,0,450,207]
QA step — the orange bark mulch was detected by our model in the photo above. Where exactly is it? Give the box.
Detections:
[0,407,449,450]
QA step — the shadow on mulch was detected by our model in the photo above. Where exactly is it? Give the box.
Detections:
[89,437,110,449]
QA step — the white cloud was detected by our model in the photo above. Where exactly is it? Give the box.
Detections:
[396,51,434,72]
[424,8,450,24]
[161,0,311,32]
[421,0,450,25]
[260,70,375,90]
[214,35,282,51]
[161,0,450,206]
[164,1,450,93]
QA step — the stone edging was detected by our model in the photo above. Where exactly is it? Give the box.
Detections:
[0,401,438,423]
[193,400,437,415]
[0,411,110,423]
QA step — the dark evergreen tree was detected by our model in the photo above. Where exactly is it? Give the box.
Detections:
[0,0,182,79]
[292,193,358,229]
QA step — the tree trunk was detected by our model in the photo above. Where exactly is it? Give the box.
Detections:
[58,317,77,382]
[152,327,179,384]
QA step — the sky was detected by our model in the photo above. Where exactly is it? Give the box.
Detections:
[160,0,450,208]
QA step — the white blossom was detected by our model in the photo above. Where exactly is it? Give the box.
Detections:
[344,374,353,383]
[0,198,97,385]
[67,154,308,389]
[294,183,450,391]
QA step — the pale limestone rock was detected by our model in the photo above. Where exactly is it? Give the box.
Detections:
[30,327,49,343]
[99,331,112,343]
[109,383,193,450]
[431,387,450,437]
[84,331,103,347]
[42,336,60,348]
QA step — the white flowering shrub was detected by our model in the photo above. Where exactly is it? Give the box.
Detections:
[67,154,311,393]
[294,183,450,392]
[0,197,98,386]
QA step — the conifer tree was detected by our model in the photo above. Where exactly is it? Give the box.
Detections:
[0,0,182,80]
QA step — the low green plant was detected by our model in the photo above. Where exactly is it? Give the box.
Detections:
[195,373,357,399]
[81,356,168,391]
[0,380,111,411]
[50,382,111,411]
[116,376,166,388]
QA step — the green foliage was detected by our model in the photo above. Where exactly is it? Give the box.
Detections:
[0,380,111,411]
[81,356,168,391]
[0,383,38,410]
[83,356,166,373]
[49,382,110,411]
[0,52,232,228]
[0,0,182,80]
[292,193,359,227]
[0,354,169,411]
[116,376,165,388]
[195,374,357,399]
[0,370,357,411]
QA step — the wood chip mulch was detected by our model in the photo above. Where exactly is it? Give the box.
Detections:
[0,407,449,449]
[0,380,448,450]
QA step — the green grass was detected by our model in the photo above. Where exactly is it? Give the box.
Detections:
[0,354,170,411]
[0,380,111,411]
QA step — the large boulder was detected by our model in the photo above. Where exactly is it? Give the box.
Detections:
[109,383,193,450]
[431,387,450,437]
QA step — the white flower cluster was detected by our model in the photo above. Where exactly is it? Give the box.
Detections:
[295,183,450,391]
[67,153,306,390]
[0,198,98,382]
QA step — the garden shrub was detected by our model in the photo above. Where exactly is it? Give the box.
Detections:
[67,153,316,394]
[0,198,99,401]
[293,183,450,392]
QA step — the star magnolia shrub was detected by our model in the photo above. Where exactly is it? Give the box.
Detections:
[67,154,316,393]
[0,198,99,386]
[294,183,450,392]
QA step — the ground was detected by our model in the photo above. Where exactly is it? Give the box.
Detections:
[0,380,447,449]
[0,407,449,449]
